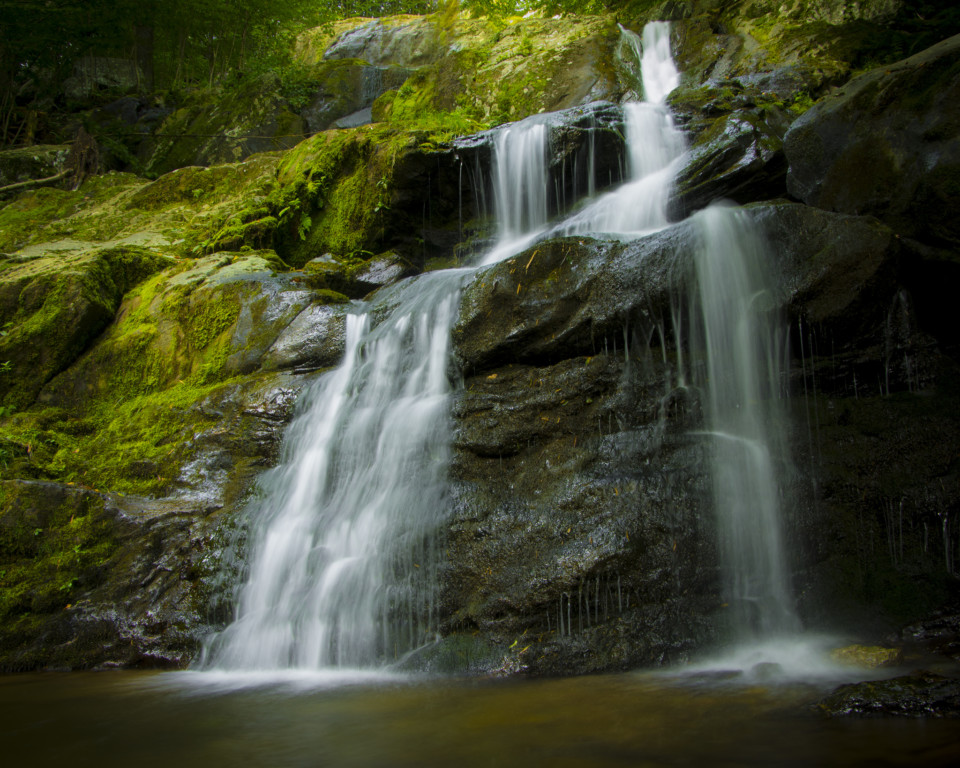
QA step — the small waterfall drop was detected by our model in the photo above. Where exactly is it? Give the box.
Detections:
[556,23,683,238]
[690,205,801,639]
[493,118,549,243]
[480,116,551,266]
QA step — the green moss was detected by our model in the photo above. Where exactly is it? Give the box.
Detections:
[0,246,172,410]
[0,377,238,497]
[0,481,118,622]
[271,126,417,266]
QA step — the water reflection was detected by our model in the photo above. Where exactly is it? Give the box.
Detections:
[1,669,957,767]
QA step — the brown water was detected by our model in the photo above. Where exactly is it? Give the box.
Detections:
[1,667,958,768]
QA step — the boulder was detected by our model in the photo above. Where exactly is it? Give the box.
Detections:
[830,643,904,668]
[784,34,960,247]
[815,671,960,717]
[0,245,171,410]
[144,75,305,176]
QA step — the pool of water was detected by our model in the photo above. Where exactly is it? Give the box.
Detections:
[2,664,958,768]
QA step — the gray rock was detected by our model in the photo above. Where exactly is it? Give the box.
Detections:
[262,302,348,372]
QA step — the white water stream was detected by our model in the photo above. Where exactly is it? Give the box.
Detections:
[201,21,801,674]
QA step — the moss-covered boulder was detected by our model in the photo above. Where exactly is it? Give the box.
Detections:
[0,245,171,410]
[830,643,903,668]
[373,14,631,132]
[144,75,305,177]
[0,146,71,192]
[299,60,413,133]
[784,33,960,248]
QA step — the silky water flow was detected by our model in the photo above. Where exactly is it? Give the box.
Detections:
[199,20,802,674]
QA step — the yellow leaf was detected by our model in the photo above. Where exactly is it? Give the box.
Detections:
[487,373,498,380]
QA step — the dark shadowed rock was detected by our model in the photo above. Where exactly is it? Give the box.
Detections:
[815,671,960,717]
[671,109,788,218]
[784,34,960,247]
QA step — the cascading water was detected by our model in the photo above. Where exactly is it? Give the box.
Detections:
[200,272,465,670]
[200,109,552,675]
[689,205,801,640]
[200,19,802,675]
[555,23,684,238]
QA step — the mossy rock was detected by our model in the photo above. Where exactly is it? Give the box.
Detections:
[144,75,305,177]
[0,145,70,188]
[830,643,904,668]
[374,14,627,132]
[0,245,172,410]
[0,480,120,669]
[0,173,146,254]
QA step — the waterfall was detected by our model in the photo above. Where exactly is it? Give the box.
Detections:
[200,272,465,670]
[690,205,801,639]
[200,20,800,674]
[200,102,553,675]
[555,24,684,238]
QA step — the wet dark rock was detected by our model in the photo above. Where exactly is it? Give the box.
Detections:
[670,108,789,218]
[453,229,691,374]
[815,671,960,717]
[900,604,960,661]
[442,350,721,673]
[784,34,960,248]
[262,303,348,372]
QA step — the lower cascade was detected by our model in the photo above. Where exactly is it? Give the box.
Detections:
[200,271,465,669]
[690,205,801,640]
[199,20,801,673]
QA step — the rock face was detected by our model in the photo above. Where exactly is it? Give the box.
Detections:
[1,8,960,676]
[784,33,960,248]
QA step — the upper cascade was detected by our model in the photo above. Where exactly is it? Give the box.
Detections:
[554,22,684,238]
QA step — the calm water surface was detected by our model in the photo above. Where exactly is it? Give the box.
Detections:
[2,667,958,767]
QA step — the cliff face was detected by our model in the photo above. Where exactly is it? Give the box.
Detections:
[0,4,957,672]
